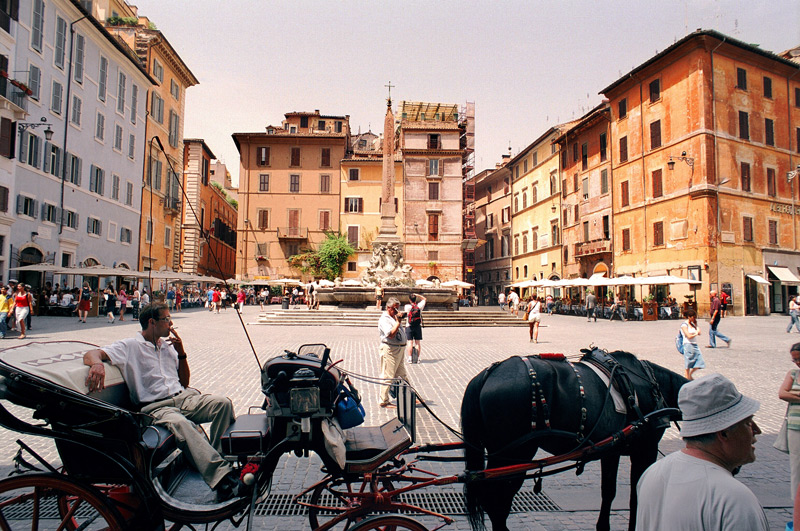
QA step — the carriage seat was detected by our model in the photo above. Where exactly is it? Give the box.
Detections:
[343,418,411,474]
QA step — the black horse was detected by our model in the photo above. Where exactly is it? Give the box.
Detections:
[462,350,687,531]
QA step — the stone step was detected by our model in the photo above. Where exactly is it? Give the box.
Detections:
[252,309,529,327]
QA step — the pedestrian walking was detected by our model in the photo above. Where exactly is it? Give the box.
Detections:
[778,343,800,502]
[375,285,384,310]
[378,297,409,408]
[609,294,623,321]
[508,290,520,317]
[212,287,221,313]
[707,290,732,348]
[259,288,268,310]
[680,309,705,380]
[789,296,800,333]
[586,290,597,322]
[404,293,426,364]
[118,285,128,322]
[175,290,182,312]
[236,288,246,314]
[77,282,92,323]
[0,285,11,338]
[131,286,141,319]
[527,295,542,343]
[104,284,117,323]
[12,283,33,338]
[636,374,766,530]
[720,290,730,318]
[545,293,554,315]
[498,291,506,311]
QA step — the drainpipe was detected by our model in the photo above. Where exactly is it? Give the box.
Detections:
[710,36,726,302]
[58,16,87,236]
[787,67,800,250]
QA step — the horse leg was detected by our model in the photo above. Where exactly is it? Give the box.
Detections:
[481,472,525,531]
[627,445,659,531]
[597,453,620,531]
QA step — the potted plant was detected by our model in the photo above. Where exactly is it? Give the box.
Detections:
[642,293,658,321]
[255,255,267,262]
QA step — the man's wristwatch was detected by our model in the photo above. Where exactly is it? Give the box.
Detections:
[177,354,187,360]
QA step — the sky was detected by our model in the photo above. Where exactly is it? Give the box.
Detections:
[131,0,800,185]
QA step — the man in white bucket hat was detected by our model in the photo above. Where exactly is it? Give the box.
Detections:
[636,373,768,530]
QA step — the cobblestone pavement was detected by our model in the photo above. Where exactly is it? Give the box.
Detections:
[0,306,797,529]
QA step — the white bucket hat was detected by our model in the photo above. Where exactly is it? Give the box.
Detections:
[679,373,760,438]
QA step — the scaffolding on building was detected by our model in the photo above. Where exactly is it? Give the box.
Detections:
[460,102,477,284]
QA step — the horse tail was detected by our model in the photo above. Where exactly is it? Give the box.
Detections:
[462,372,487,531]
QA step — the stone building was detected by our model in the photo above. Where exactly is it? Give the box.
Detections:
[398,101,465,281]
[12,0,152,287]
[181,139,236,280]
[100,3,198,274]
[600,29,800,315]
[509,126,567,292]
[233,111,350,279]
[339,131,403,280]
[554,106,613,293]
[472,159,511,305]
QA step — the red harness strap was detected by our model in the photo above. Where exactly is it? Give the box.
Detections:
[538,353,565,361]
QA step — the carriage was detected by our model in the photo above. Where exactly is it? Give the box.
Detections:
[0,340,683,530]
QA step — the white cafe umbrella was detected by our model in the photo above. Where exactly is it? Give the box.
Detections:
[415,279,434,287]
[441,280,474,288]
[9,263,62,272]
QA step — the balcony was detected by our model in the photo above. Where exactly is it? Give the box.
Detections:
[575,238,611,258]
[163,196,180,213]
[277,227,308,240]
[0,77,28,113]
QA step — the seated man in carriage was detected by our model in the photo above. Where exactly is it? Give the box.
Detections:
[83,302,246,501]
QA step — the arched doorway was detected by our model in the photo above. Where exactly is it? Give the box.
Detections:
[18,247,44,288]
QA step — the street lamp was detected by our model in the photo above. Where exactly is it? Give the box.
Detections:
[18,117,53,141]
[667,151,694,171]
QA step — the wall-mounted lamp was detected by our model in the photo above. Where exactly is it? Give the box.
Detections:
[31,231,38,241]
[18,117,53,141]
[551,203,557,213]
[788,165,800,182]
[667,151,694,171]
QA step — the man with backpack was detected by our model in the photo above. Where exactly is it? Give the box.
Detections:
[405,293,426,364]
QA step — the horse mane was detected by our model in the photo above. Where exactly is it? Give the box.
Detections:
[607,349,688,405]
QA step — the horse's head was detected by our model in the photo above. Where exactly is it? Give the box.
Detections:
[608,350,688,409]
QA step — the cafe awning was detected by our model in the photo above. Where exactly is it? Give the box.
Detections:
[767,266,800,284]
[746,274,770,285]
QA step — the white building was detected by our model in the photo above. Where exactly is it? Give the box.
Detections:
[12,0,153,287]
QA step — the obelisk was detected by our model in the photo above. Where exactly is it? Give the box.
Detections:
[375,96,400,243]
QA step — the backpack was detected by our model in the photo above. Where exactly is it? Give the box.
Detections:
[408,303,422,326]
[675,329,685,355]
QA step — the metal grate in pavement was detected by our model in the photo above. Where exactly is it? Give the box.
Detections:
[0,495,97,519]
[3,489,561,519]
[255,489,560,517]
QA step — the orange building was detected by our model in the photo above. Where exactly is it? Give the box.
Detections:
[102,5,198,274]
[233,111,350,280]
[600,29,800,315]
[555,105,612,297]
[181,139,236,280]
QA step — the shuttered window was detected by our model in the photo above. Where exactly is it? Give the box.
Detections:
[652,169,663,198]
[743,217,753,242]
[653,221,664,246]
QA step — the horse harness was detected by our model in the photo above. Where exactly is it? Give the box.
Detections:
[518,349,668,444]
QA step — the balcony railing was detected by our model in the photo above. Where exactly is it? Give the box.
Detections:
[163,196,180,212]
[277,227,308,240]
[0,78,27,112]
[575,238,611,257]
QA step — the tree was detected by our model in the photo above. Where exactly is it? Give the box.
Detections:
[288,232,355,280]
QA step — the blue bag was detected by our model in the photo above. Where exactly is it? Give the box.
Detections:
[335,384,365,429]
[675,330,684,355]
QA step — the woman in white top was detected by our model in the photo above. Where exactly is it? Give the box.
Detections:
[680,308,705,380]
[788,296,800,333]
[527,295,542,343]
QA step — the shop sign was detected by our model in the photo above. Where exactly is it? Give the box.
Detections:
[770,203,799,215]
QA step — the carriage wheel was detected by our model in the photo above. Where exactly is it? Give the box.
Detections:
[348,514,428,531]
[0,473,126,531]
[307,477,395,530]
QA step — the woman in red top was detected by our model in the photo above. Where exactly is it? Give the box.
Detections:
[236,288,246,314]
[12,283,32,339]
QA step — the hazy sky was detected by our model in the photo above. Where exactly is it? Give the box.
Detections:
[132,0,799,185]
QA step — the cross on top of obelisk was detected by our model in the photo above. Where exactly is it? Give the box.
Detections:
[385,81,395,105]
